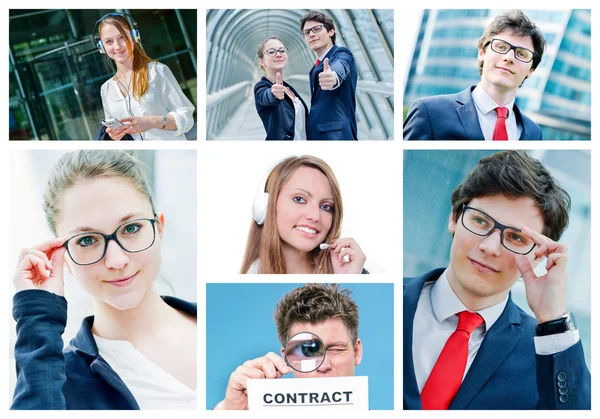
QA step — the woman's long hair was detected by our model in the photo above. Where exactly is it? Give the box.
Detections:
[240,156,343,274]
[99,15,156,101]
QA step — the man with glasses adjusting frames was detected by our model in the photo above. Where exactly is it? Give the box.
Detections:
[300,11,358,140]
[404,10,544,140]
[404,151,590,409]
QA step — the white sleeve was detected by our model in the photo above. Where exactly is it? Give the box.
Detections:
[100,83,112,121]
[534,330,580,355]
[159,64,195,136]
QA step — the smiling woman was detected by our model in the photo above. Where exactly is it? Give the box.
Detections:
[241,155,366,274]
[95,13,195,141]
[10,150,197,410]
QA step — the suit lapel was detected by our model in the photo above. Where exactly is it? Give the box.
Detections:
[513,104,532,140]
[455,87,485,140]
[309,45,339,102]
[449,297,524,409]
[404,268,445,409]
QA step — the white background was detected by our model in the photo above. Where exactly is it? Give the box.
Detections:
[198,141,401,276]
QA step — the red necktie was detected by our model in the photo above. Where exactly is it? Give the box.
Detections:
[420,311,484,410]
[315,59,321,67]
[492,107,509,141]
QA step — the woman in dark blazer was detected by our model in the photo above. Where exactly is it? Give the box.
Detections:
[254,37,308,140]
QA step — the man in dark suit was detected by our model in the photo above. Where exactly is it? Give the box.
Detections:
[301,11,358,140]
[404,10,545,140]
[404,151,590,409]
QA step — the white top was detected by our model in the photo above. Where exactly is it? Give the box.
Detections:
[247,259,260,274]
[412,269,579,393]
[100,62,195,141]
[472,83,522,141]
[291,97,307,140]
[94,335,196,410]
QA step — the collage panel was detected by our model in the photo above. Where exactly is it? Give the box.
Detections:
[9,9,197,141]
[402,9,591,140]
[403,150,591,409]
[8,149,197,409]
[206,282,394,410]
[206,9,394,140]
[198,143,401,276]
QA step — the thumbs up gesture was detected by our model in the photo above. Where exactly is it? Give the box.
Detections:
[318,58,338,90]
[271,72,285,100]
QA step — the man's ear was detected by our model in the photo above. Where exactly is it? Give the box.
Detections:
[448,211,457,234]
[354,338,363,367]
[477,47,486,64]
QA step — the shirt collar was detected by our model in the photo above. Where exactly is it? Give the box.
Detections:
[318,45,335,61]
[472,83,516,117]
[430,269,508,333]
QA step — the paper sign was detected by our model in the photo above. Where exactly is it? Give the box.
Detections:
[247,376,369,410]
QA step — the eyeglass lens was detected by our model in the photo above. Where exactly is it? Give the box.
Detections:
[462,207,534,254]
[66,219,155,265]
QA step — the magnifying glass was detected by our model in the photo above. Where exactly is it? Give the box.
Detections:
[284,332,325,373]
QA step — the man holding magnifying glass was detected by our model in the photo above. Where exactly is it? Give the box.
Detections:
[214,284,362,410]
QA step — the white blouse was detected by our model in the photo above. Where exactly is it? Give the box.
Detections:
[291,97,307,141]
[94,335,196,410]
[100,62,195,141]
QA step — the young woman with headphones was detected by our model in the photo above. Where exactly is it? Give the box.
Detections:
[95,13,195,141]
[241,155,367,274]
[11,151,196,409]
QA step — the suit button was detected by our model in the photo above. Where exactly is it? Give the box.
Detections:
[558,387,568,395]
[557,372,567,382]
[559,394,569,403]
[557,380,567,388]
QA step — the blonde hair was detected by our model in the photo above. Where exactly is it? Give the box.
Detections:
[99,15,157,101]
[240,156,343,274]
[43,150,155,235]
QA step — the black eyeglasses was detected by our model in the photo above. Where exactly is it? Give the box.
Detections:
[460,205,535,255]
[302,24,324,37]
[264,47,288,57]
[488,38,535,63]
[63,217,158,266]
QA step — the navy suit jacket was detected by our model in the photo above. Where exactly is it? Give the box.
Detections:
[404,269,590,410]
[12,290,197,409]
[254,77,308,140]
[404,86,542,140]
[308,45,358,140]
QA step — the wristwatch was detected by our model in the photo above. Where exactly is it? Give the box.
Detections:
[535,312,577,336]
[160,115,168,129]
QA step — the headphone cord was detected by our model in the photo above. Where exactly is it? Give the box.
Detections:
[116,73,144,141]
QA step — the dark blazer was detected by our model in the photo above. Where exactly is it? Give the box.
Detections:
[11,290,197,410]
[308,45,358,140]
[254,77,308,140]
[404,268,590,410]
[403,86,543,140]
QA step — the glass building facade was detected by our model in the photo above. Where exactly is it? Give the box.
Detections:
[206,9,394,140]
[9,9,197,140]
[404,9,591,140]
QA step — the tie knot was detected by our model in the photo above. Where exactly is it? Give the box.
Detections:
[315,59,321,67]
[496,106,509,119]
[456,311,484,334]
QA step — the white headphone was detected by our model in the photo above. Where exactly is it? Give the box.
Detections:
[252,171,270,225]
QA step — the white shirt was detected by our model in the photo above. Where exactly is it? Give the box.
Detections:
[291,96,307,140]
[412,269,579,392]
[472,84,522,141]
[101,62,195,141]
[94,335,196,410]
